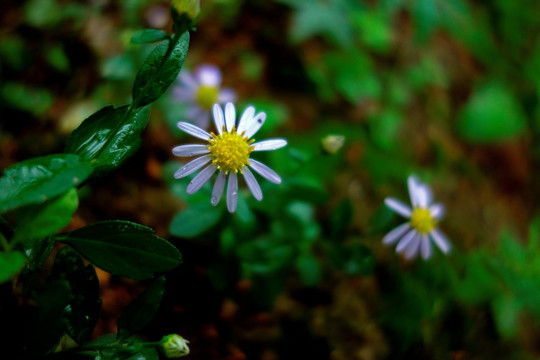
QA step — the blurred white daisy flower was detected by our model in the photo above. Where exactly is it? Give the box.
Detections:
[383,175,451,260]
[173,102,287,213]
[172,64,236,129]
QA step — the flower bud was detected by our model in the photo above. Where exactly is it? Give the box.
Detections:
[161,334,190,358]
[171,0,200,21]
[321,135,345,154]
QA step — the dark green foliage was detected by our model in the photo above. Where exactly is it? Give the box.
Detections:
[132,32,190,108]
[117,277,166,340]
[65,105,151,174]
[0,154,93,213]
[51,247,101,344]
[130,29,170,44]
[56,221,182,280]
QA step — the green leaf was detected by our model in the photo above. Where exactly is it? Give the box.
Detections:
[458,82,527,143]
[0,154,93,213]
[131,29,170,44]
[491,295,520,339]
[65,105,150,174]
[169,203,223,238]
[0,82,53,116]
[27,280,72,357]
[283,0,354,48]
[330,199,353,238]
[13,188,78,248]
[51,247,101,344]
[117,276,166,339]
[296,252,321,287]
[56,220,182,280]
[132,32,190,107]
[27,235,55,271]
[0,251,26,283]
[0,214,14,240]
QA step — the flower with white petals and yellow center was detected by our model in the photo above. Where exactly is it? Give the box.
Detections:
[383,175,451,260]
[173,102,287,213]
[172,64,236,129]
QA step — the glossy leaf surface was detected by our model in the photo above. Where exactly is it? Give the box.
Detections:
[132,32,190,107]
[0,154,92,213]
[57,220,182,280]
[51,247,101,344]
[65,105,150,173]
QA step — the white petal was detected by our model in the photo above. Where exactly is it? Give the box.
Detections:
[177,122,211,140]
[226,172,238,213]
[195,64,221,87]
[404,235,421,260]
[420,234,432,260]
[172,144,210,157]
[415,184,432,208]
[242,167,263,201]
[218,88,237,103]
[212,104,225,134]
[396,229,417,253]
[382,223,410,246]
[211,171,226,206]
[248,159,281,184]
[429,203,445,220]
[173,155,211,179]
[244,112,266,139]
[430,229,451,254]
[237,106,255,134]
[225,102,236,132]
[187,164,217,194]
[407,175,420,207]
[252,139,288,151]
[384,197,412,218]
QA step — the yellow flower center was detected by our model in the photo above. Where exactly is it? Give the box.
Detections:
[410,207,436,234]
[195,85,219,109]
[207,127,254,173]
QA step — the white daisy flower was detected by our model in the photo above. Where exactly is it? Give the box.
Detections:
[172,64,237,129]
[173,102,287,213]
[383,175,451,260]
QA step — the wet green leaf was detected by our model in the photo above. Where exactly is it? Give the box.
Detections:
[118,276,166,339]
[13,188,78,248]
[133,32,190,107]
[56,220,182,280]
[0,154,92,213]
[0,251,26,283]
[27,280,72,356]
[51,247,101,344]
[65,105,150,174]
[131,29,170,44]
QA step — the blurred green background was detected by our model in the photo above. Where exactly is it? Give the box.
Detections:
[1,0,540,359]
